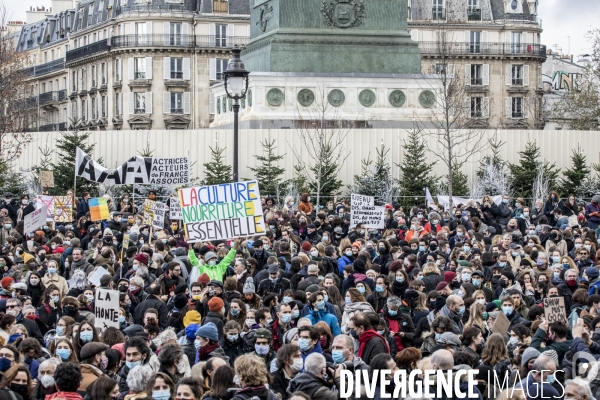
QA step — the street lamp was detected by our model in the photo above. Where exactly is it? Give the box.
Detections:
[223,45,249,183]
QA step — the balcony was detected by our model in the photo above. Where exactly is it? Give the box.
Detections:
[467,8,481,21]
[197,35,249,48]
[115,4,196,16]
[66,39,108,63]
[432,7,446,20]
[418,42,547,58]
[24,58,66,77]
[39,122,67,132]
[39,90,68,106]
[110,35,249,49]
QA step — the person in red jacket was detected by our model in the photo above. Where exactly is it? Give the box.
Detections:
[348,314,389,365]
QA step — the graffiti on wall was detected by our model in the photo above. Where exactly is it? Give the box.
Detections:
[542,71,582,91]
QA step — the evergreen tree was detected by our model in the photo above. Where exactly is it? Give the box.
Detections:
[477,136,505,178]
[248,139,287,196]
[51,131,102,196]
[351,144,400,204]
[508,141,559,198]
[201,144,232,186]
[439,164,469,197]
[397,128,437,203]
[29,144,54,194]
[288,165,309,199]
[560,145,590,196]
[308,143,343,204]
[0,168,29,196]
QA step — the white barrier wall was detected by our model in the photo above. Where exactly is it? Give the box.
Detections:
[14,129,600,189]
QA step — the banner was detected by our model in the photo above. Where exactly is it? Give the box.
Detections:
[169,199,182,220]
[178,180,265,242]
[36,195,54,221]
[94,289,120,329]
[436,195,503,210]
[89,198,110,221]
[24,206,47,234]
[350,194,385,229]
[153,202,167,230]
[425,187,436,208]
[75,147,190,185]
[53,196,73,222]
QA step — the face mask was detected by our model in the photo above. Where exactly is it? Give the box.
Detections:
[64,241,70,246]
[316,301,325,310]
[86,294,94,303]
[40,374,55,388]
[194,339,202,349]
[152,390,171,400]
[360,230,365,235]
[502,199,508,204]
[388,309,397,316]
[132,265,138,272]
[283,296,292,304]
[298,338,311,352]
[502,306,513,316]
[209,260,217,266]
[10,384,27,396]
[126,360,141,369]
[435,332,443,341]
[461,273,470,282]
[575,243,582,249]
[292,310,299,318]
[228,334,239,342]
[508,336,519,345]
[464,246,470,252]
[21,200,29,205]
[55,326,65,336]
[418,246,425,252]
[396,276,404,283]
[585,244,592,251]
[246,319,255,328]
[119,316,125,324]
[456,232,464,237]
[345,251,353,257]
[79,331,94,342]
[457,306,465,316]
[345,298,352,305]
[56,348,71,360]
[255,344,270,355]
[551,256,560,263]
[30,278,39,285]
[553,271,561,279]
[3,225,10,230]
[357,286,365,294]
[322,236,329,242]
[537,259,545,266]
[375,285,384,293]
[472,278,481,287]
[310,250,319,257]
[499,262,507,267]
[511,252,518,257]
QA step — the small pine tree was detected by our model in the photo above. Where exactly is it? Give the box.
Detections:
[201,144,232,186]
[51,131,102,196]
[308,144,343,205]
[0,168,29,196]
[248,139,287,196]
[351,144,400,204]
[29,144,55,194]
[561,145,591,196]
[477,136,506,178]
[397,128,437,204]
[439,164,469,197]
[508,140,559,199]
[289,165,309,197]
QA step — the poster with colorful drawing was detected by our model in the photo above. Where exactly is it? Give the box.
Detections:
[53,196,73,222]
[89,198,110,221]
[36,195,54,221]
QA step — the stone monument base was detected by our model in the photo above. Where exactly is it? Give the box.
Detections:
[210,72,441,129]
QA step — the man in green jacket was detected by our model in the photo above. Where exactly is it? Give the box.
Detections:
[191,238,241,282]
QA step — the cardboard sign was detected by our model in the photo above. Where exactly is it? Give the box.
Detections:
[88,266,110,287]
[40,171,54,188]
[178,180,265,243]
[36,195,54,221]
[142,199,156,225]
[153,202,167,230]
[491,311,511,337]
[24,206,47,234]
[350,194,385,229]
[94,288,120,329]
[169,199,182,220]
[543,296,567,323]
[53,196,73,222]
[76,147,190,185]
[89,198,110,221]
[122,234,130,250]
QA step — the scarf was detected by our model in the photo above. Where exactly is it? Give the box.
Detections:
[357,329,390,358]
[197,342,220,361]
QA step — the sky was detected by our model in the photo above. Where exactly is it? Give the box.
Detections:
[2,0,600,57]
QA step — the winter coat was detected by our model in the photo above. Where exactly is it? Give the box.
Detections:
[201,311,225,340]
[497,203,513,226]
[42,273,69,297]
[79,364,103,392]
[287,372,339,400]
[337,255,353,275]
[219,336,249,366]
[306,308,341,335]
[270,369,294,400]
[257,276,291,298]
[341,302,374,333]
[439,305,463,333]
[422,273,443,294]
[132,294,169,329]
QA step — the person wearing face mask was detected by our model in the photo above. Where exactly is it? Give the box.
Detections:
[78,342,109,391]
[532,252,553,281]
[5,299,43,346]
[193,323,228,364]
[257,265,291,299]
[118,194,137,215]
[117,337,151,397]
[424,212,443,236]
[372,240,393,275]
[390,266,409,298]
[346,314,389,365]
[337,244,354,275]
[438,295,464,333]
[383,296,415,353]
[15,195,35,224]
[305,292,341,336]
[270,344,303,400]
[249,328,277,368]
[32,358,59,400]
[340,288,374,334]
[181,323,200,367]
[297,193,313,215]
[525,356,561,400]
[462,326,485,359]
[499,296,528,331]
[470,270,492,302]
[219,321,249,367]
[198,239,241,283]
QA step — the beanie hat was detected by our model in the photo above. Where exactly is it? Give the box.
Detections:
[434,296,447,311]
[403,289,420,301]
[586,266,600,279]
[486,302,498,312]
[195,322,219,342]
[182,310,201,327]
[174,294,188,310]
[541,349,559,368]
[134,253,148,265]
[502,271,515,282]
[0,277,13,290]
[389,260,402,272]
[457,260,470,267]
[23,253,34,265]
[353,259,366,273]
[306,285,320,293]
[198,273,211,285]
[301,242,312,252]
[185,324,200,340]
[439,332,461,346]
[307,264,318,274]
[521,347,540,367]
[307,224,316,229]
[243,277,255,294]
[352,242,361,249]
[435,282,448,291]
[129,233,139,242]
[252,240,264,249]
[444,271,457,283]
[208,297,224,312]
[204,252,217,263]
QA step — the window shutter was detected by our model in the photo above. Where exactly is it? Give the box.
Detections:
[184,92,190,114]
[524,97,530,119]
[209,23,216,46]
[146,92,152,114]
[506,65,512,86]
[410,29,418,41]
[483,97,490,118]
[145,57,152,79]
[227,24,234,46]
[483,64,489,85]
[482,31,488,43]
[164,22,170,45]
[117,92,122,115]
[522,32,527,47]
[523,65,530,86]
[465,31,470,43]
[129,92,134,114]
[210,92,216,115]
[505,98,512,118]
[183,58,190,80]
[182,23,189,35]
[163,92,171,114]
[146,22,152,35]
[247,25,250,38]
[164,57,170,80]
[465,64,471,85]
[128,57,134,80]
[209,58,217,80]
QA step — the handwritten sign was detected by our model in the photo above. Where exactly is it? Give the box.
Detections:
[178,180,265,243]
[170,199,182,220]
[36,195,54,221]
[53,196,73,222]
[94,288,120,329]
[89,198,110,221]
[88,266,110,287]
[153,202,167,230]
[543,296,566,323]
[24,206,47,234]
[350,194,384,229]
[40,171,54,188]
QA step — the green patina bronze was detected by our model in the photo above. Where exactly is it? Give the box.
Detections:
[242,0,421,74]
[328,89,345,107]
[297,89,315,107]
[267,88,285,106]
[389,89,406,107]
[419,90,435,108]
[359,89,376,107]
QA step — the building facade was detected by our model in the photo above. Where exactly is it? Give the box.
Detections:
[408,0,547,128]
[15,0,250,131]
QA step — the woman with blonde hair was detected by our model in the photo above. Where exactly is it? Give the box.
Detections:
[480,333,511,394]
[341,288,374,333]
[464,302,487,336]
[421,262,443,293]
[234,354,279,399]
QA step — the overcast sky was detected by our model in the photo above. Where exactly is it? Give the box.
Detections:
[2,0,600,56]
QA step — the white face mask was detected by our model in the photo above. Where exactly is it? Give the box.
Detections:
[290,357,304,372]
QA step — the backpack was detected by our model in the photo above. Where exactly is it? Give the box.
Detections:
[278,256,291,273]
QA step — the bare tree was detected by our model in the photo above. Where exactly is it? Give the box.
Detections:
[290,86,351,207]
[418,27,490,208]
[531,164,550,208]
[550,69,600,130]
[0,5,35,165]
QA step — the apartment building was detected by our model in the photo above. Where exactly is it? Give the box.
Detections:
[408,0,547,128]
[15,0,250,131]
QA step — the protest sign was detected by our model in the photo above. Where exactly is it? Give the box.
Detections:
[491,311,510,336]
[53,196,73,222]
[89,198,110,221]
[24,206,47,234]
[142,199,156,225]
[350,194,385,229]
[122,234,130,250]
[40,171,54,188]
[88,266,110,287]
[76,147,190,185]
[178,180,265,242]
[36,195,54,221]
[153,202,167,230]
[170,199,182,220]
[94,289,120,329]
[543,296,566,323]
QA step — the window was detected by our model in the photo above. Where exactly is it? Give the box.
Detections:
[51,50,54,60]
[511,32,521,53]
[471,97,482,118]
[81,99,86,120]
[91,65,96,86]
[135,22,146,35]
[41,83,46,93]
[135,92,146,113]
[471,64,482,85]
[101,95,106,117]
[91,97,97,119]
[71,101,77,119]
[81,68,86,89]
[216,59,228,80]
[467,0,480,20]
[134,58,146,79]
[435,63,447,74]
[171,92,183,113]
[115,59,121,81]
[72,71,77,91]
[469,31,481,53]
[44,52,47,63]
[215,24,227,47]
[115,93,122,115]
[432,0,445,19]
[171,58,183,79]
[510,0,518,10]
[101,63,106,84]
[512,97,523,118]
[512,65,523,85]
[170,22,182,45]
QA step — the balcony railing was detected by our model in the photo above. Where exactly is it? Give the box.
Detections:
[33,58,66,76]
[171,108,184,114]
[39,90,67,105]
[115,4,196,16]
[111,34,249,49]
[39,122,67,132]
[419,42,546,57]
[66,38,108,63]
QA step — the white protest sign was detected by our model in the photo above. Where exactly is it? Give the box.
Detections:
[178,180,265,242]
[88,266,110,287]
[350,194,385,229]
[94,288,120,329]
[24,206,47,234]
[153,202,167,230]
[169,199,182,220]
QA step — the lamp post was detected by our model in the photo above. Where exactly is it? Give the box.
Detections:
[223,45,249,183]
